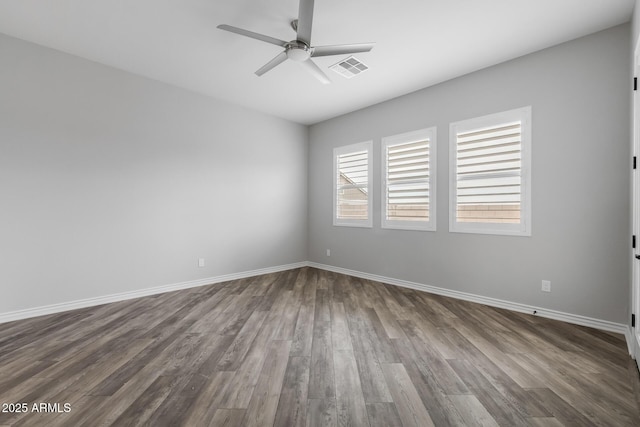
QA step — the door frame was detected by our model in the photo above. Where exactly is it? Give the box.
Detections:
[632,36,640,362]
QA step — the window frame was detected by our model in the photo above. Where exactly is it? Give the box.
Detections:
[381,127,437,231]
[449,106,532,236]
[333,141,373,228]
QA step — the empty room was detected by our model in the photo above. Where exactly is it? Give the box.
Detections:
[2,0,640,425]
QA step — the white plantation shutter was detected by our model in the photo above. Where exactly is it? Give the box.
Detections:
[382,128,436,231]
[450,107,531,236]
[337,150,368,219]
[334,141,373,227]
[456,122,521,222]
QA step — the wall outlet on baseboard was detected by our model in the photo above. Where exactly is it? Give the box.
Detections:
[326,249,331,257]
[541,280,551,292]
[198,258,205,267]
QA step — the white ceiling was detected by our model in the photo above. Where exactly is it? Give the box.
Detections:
[0,0,634,125]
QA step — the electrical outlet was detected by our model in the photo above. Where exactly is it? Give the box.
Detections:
[198,258,205,267]
[541,280,551,292]
[326,249,331,257]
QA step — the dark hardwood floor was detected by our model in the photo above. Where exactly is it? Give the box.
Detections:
[0,267,638,426]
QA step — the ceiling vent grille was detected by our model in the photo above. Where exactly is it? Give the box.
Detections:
[329,56,369,79]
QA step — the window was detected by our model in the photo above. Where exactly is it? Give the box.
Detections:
[382,127,436,231]
[449,106,531,236]
[334,141,373,227]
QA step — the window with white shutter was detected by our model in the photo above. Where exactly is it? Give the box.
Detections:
[334,141,373,227]
[382,127,436,231]
[449,107,531,236]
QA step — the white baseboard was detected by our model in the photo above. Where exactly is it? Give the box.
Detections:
[0,262,307,325]
[308,262,629,337]
[1,260,630,352]
[626,326,636,358]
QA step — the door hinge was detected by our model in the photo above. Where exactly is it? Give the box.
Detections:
[632,314,636,328]
[635,77,637,91]
[634,156,637,170]
[633,235,636,249]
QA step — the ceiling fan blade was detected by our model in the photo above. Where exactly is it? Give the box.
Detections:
[311,43,375,57]
[255,51,288,76]
[300,59,330,84]
[296,0,314,46]
[217,24,288,47]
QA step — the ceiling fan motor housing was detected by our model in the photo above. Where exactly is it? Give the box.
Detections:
[286,41,311,62]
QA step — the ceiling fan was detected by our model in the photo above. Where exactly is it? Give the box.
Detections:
[217,0,374,84]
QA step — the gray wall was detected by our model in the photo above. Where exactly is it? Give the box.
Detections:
[0,34,308,314]
[633,0,640,48]
[309,24,630,323]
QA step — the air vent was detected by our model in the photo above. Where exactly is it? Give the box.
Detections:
[329,56,369,79]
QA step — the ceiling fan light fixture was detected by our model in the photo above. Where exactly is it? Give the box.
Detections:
[286,44,311,62]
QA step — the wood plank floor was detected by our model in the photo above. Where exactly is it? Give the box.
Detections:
[0,267,638,426]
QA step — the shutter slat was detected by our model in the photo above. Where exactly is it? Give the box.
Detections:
[457,166,520,176]
[389,194,429,200]
[389,140,428,153]
[389,162,429,173]
[389,150,429,161]
[457,132,521,147]
[389,170,429,179]
[457,123,520,140]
